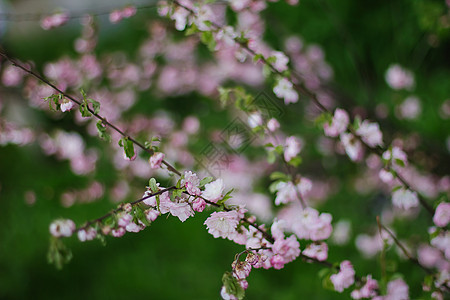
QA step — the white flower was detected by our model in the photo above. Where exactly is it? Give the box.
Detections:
[49,219,76,237]
[170,202,194,222]
[356,120,383,147]
[202,179,225,202]
[204,211,240,239]
[385,64,414,90]
[340,133,363,161]
[273,78,298,104]
[392,188,419,210]
[284,136,302,162]
[324,108,349,137]
[271,51,289,72]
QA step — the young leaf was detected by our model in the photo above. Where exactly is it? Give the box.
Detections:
[96,120,111,142]
[47,237,73,270]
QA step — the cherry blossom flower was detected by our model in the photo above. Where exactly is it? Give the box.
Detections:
[183,171,201,196]
[273,77,298,104]
[220,286,238,300]
[49,219,76,237]
[77,227,97,242]
[192,198,206,212]
[111,227,126,237]
[302,242,328,261]
[379,169,394,184]
[204,210,240,239]
[391,188,419,210]
[384,278,409,300]
[356,120,383,147]
[433,202,450,227]
[271,51,289,72]
[41,12,70,30]
[396,96,421,120]
[272,235,301,264]
[149,152,165,169]
[340,133,363,161]
[169,201,194,222]
[351,275,378,299]
[274,181,298,205]
[232,260,252,279]
[382,146,408,167]
[330,260,355,292]
[117,212,133,227]
[202,179,224,202]
[267,118,280,132]
[385,64,414,90]
[324,108,349,137]
[145,209,160,222]
[270,254,285,269]
[284,136,302,162]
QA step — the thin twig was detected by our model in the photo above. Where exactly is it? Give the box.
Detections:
[0,50,181,176]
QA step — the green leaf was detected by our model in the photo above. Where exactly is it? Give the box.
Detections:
[79,89,92,117]
[217,189,234,205]
[149,178,158,193]
[267,150,277,164]
[288,156,302,167]
[119,138,135,159]
[253,53,264,63]
[322,273,335,291]
[269,181,280,194]
[90,99,100,114]
[200,31,216,51]
[394,158,405,167]
[270,171,288,181]
[47,237,72,270]
[43,94,62,111]
[199,177,214,187]
[185,24,199,36]
[222,272,245,300]
[96,120,111,142]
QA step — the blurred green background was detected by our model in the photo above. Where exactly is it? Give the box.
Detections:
[1,0,449,299]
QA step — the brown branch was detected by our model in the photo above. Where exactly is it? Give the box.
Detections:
[0,49,181,176]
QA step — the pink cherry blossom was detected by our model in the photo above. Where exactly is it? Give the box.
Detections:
[49,219,76,237]
[392,188,419,210]
[145,209,160,222]
[41,12,70,30]
[270,254,285,269]
[330,260,355,292]
[385,64,414,90]
[351,275,378,299]
[232,260,252,279]
[274,181,298,205]
[324,108,349,137]
[202,178,224,202]
[382,146,408,167]
[192,198,206,212]
[169,202,194,222]
[77,227,97,242]
[379,169,394,184]
[272,235,301,264]
[356,120,383,147]
[149,152,165,169]
[385,278,409,300]
[433,202,450,227]
[271,51,289,72]
[117,212,133,227]
[284,136,302,162]
[340,133,363,161]
[111,227,126,237]
[267,118,280,132]
[302,242,328,261]
[273,77,298,104]
[183,171,201,196]
[204,210,240,239]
